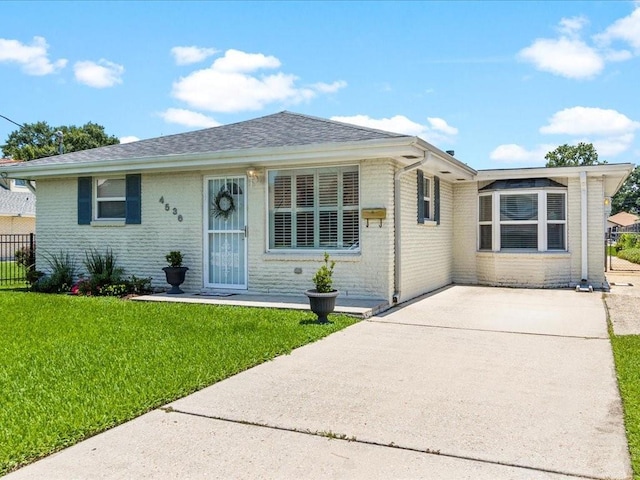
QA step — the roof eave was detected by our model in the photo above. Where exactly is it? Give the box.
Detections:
[477,163,635,197]
[0,137,428,179]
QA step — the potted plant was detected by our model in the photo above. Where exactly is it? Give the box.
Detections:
[305,252,339,323]
[162,251,188,294]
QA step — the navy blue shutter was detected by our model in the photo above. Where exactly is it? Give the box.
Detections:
[417,170,424,223]
[434,175,440,225]
[78,177,92,225]
[125,174,142,224]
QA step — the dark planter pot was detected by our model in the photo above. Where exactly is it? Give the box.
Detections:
[305,289,339,323]
[162,266,189,294]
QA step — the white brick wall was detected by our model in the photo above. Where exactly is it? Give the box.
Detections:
[34,166,610,297]
[452,176,605,289]
[398,170,454,302]
[249,159,395,301]
[35,161,397,301]
[452,183,478,284]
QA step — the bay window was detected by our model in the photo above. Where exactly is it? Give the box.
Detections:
[478,179,566,251]
[268,166,359,250]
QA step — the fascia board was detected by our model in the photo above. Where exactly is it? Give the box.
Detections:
[0,138,424,179]
[477,163,634,181]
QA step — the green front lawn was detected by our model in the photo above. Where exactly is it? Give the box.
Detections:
[611,335,640,478]
[0,292,357,475]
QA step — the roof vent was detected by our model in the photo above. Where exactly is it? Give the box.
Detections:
[446,150,455,156]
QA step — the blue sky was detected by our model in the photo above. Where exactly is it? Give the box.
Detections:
[1,1,639,169]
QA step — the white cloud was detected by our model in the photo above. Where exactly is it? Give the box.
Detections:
[594,5,640,52]
[74,59,124,88]
[592,134,636,157]
[171,46,218,65]
[540,106,640,137]
[211,49,280,73]
[0,36,67,75]
[172,49,344,113]
[558,16,588,37]
[490,144,556,164]
[159,108,220,128]
[120,136,140,144]
[518,37,604,79]
[520,7,640,79]
[330,114,458,145]
[311,80,347,94]
[427,117,458,136]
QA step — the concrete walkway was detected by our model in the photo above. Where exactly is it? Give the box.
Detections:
[606,270,640,335]
[7,286,631,479]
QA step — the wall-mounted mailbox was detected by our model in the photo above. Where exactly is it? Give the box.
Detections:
[362,208,386,227]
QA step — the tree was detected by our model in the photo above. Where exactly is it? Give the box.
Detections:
[2,121,119,161]
[544,142,604,167]
[611,166,640,215]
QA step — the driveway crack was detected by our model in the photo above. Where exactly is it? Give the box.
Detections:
[162,407,616,480]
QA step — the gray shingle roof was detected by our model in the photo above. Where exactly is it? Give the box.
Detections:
[0,189,35,216]
[18,111,410,167]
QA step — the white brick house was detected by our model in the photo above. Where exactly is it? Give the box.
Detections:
[2,112,633,305]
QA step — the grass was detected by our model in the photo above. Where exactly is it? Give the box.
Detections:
[0,261,26,284]
[0,292,357,475]
[611,335,640,479]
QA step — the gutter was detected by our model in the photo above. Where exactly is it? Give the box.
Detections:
[393,151,433,304]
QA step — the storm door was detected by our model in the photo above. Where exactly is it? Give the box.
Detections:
[205,176,247,289]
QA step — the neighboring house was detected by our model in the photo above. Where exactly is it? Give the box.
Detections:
[0,159,35,235]
[607,211,639,231]
[1,112,633,304]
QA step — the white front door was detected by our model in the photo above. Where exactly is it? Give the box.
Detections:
[204,176,247,289]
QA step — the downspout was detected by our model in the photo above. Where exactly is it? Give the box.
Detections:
[580,171,589,283]
[393,151,432,304]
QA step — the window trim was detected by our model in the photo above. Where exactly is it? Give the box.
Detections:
[478,188,567,252]
[94,176,127,221]
[266,164,360,253]
[418,171,440,225]
[78,174,141,226]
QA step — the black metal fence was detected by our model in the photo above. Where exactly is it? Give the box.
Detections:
[606,227,640,272]
[0,233,35,284]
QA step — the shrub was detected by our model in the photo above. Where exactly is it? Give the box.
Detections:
[312,252,336,293]
[14,247,34,270]
[81,249,124,295]
[32,252,78,293]
[617,248,640,265]
[616,233,640,252]
[15,247,38,286]
[165,251,183,267]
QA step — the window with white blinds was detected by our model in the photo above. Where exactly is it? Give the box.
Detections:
[478,189,566,251]
[268,166,359,250]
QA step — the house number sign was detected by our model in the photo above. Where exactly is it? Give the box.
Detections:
[159,196,183,222]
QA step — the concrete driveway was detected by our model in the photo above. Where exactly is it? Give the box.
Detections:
[7,286,631,479]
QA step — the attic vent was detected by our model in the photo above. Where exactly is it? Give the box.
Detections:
[440,171,451,174]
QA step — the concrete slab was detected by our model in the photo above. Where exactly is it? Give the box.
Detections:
[168,317,630,479]
[5,410,573,480]
[378,285,609,338]
[605,271,640,335]
[132,292,388,318]
[6,286,631,479]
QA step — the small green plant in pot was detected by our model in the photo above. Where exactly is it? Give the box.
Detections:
[162,251,189,294]
[305,252,339,323]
